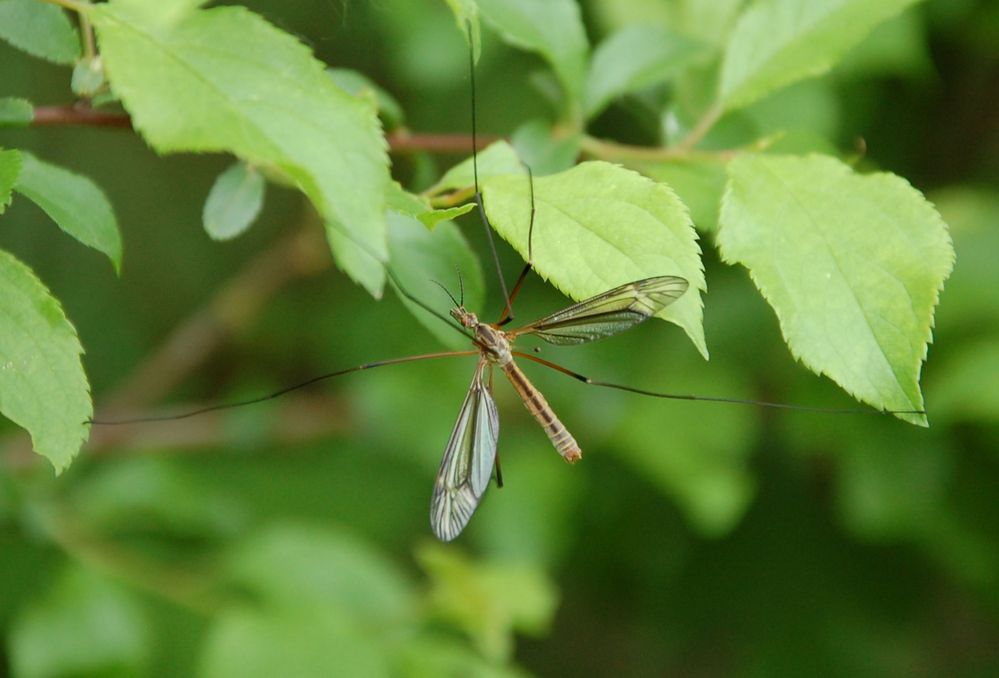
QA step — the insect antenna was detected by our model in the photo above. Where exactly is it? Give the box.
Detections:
[430,278,461,309]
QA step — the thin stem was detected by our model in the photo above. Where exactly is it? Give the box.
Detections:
[674,103,724,153]
[580,135,736,164]
[79,12,96,61]
[40,0,86,12]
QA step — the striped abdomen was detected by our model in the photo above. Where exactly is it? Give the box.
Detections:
[502,362,581,463]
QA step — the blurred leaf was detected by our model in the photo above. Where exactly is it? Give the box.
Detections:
[9,565,149,678]
[89,2,391,295]
[719,0,923,111]
[386,211,484,349]
[417,542,558,662]
[634,157,727,232]
[327,67,406,129]
[835,430,952,540]
[397,633,529,678]
[482,161,708,357]
[430,141,524,194]
[0,249,91,473]
[0,147,20,207]
[612,366,759,536]
[0,0,80,65]
[200,604,389,678]
[718,154,954,424]
[585,25,707,119]
[70,456,247,540]
[931,339,999,425]
[71,57,106,98]
[225,523,415,623]
[202,162,266,241]
[835,9,932,79]
[477,0,589,114]
[510,119,580,175]
[444,0,481,64]
[0,97,33,127]
[929,187,999,335]
[14,152,123,273]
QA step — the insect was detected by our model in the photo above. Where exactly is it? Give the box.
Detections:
[89,20,923,542]
[430,274,688,540]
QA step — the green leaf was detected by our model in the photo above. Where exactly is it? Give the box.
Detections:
[444,0,482,64]
[326,68,405,130]
[9,566,149,678]
[89,2,391,295]
[719,0,923,111]
[430,141,524,195]
[386,181,475,229]
[203,162,265,241]
[13,152,123,273]
[224,524,415,624]
[0,0,80,65]
[386,211,484,350]
[584,25,707,119]
[0,249,91,471]
[482,161,707,357]
[717,154,954,424]
[476,0,589,114]
[0,147,21,209]
[510,119,580,176]
[416,543,558,662]
[634,157,728,232]
[200,605,389,678]
[0,97,33,127]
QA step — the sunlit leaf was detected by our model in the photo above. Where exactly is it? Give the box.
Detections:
[203,162,265,241]
[13,152,122,273]
[634,157,728,232]
[0,249,91,472]
[327,68,405,129]
[0,0,80,65]
[717,154,953,424]
[483,161,707,357]
[89,2,390,295]
[719,0,923,111]
[387,182,475,229]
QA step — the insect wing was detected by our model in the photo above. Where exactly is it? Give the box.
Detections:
[430,362,499,541]
[513,276,688,345]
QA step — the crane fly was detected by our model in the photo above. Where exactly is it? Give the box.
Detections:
[431,275,687,541]
[88,19,924,543]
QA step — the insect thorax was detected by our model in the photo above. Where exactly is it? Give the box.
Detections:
[476,324,513,366]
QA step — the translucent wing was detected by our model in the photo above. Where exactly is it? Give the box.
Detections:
[430,361,499,541]
[511,276,688,346]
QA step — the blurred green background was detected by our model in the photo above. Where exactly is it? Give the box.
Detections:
[1,0,998,675]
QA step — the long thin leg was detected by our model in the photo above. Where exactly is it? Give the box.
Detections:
[497,165,537,326]
[90,351,481,425]
[511,352,927,416]
[487,365,504,488]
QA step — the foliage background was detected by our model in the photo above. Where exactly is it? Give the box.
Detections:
[1,0,998,675]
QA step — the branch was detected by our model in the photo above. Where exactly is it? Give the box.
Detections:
[30,106,499,153]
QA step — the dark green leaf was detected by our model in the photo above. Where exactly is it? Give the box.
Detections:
[0,147,20,208]
[14,152,122,273]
